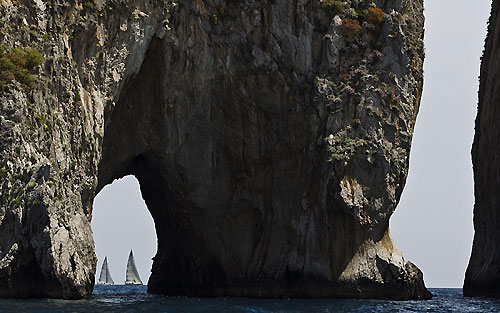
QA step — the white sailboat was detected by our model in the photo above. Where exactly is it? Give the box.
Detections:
[97,256,114,285]
[124,249,143,285]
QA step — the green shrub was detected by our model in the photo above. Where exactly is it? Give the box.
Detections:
[364,7,385,25]
[83,0,95,10]
[0,46,43,91]
[24,49,43,70]
[5,50,26,68]
[320,0,345,13]
[73,92,81,103]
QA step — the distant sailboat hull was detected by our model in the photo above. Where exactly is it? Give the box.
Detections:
[125,249,143,285]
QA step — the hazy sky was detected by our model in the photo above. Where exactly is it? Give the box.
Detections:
[92,176,156,284]
[390,0,491,288]
[92,1,492,288]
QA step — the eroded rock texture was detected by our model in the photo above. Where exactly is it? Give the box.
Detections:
[0,0,429,299]
[464,0,500,298]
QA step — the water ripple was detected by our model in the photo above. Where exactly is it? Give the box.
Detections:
[1,287,500,312]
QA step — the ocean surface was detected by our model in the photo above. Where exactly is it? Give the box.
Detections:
[1,287,499,312]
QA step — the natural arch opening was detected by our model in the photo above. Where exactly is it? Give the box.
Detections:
[91,175,156,286]
[93,37,200,294]
[93,34,251,296]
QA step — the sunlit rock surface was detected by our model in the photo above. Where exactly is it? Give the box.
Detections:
[0,0,429,299]
[464,0,500,298]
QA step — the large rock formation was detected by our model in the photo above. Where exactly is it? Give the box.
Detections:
[0,0,429,299]
[464,0,500,298]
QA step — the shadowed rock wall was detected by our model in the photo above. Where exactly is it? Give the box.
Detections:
[0,0,429,299]
[464,0,500,298]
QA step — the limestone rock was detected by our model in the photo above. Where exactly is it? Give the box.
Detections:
[464,0,500,298]
[0,0,429,299]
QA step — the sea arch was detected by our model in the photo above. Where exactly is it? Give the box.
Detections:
[0,0,429,300]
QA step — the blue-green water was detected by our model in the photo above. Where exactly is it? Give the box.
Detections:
[1,287,499,312]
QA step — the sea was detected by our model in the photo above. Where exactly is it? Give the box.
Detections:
[0,287,499,313]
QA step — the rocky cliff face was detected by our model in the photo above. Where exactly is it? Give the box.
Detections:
[0,0,429,299]
[464,0,500,298]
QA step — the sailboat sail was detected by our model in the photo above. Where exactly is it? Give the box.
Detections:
[98,257,114,285]
[125,249,143,285]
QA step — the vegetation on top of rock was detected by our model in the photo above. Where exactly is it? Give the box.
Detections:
[0,45,43,91]
[341,18,362,42]
[364,7,385,25]
[316,0,421,167]
[320,0,345,13]
[80,0,95,10]
[319,1,386,26]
